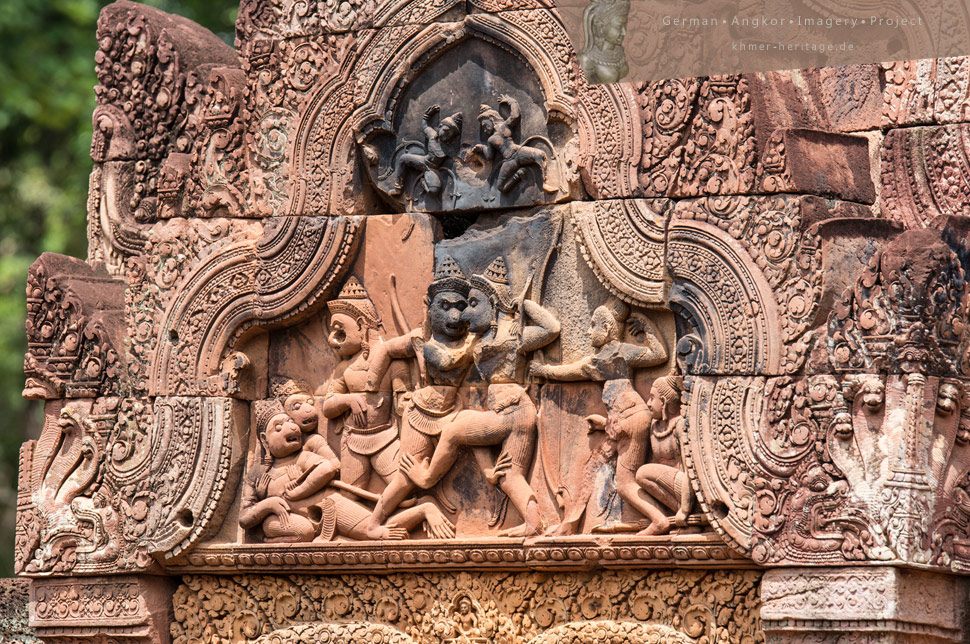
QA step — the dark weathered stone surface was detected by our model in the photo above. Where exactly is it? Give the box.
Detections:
[0,579,37,644]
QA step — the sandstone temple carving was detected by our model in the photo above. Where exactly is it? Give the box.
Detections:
[14,0,970,642]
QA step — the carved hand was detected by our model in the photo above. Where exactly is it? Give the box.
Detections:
[585,414,607,433]
[266,497,291,528]
[528,360,548,379]
[424,104,440,119]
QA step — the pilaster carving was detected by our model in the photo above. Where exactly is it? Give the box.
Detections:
[680,229,970,570]
[761,567,969,644]
[29,575,177,644]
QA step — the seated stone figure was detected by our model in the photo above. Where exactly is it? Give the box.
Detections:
[529,297,669,535]
[633,375,694,535]
[239,402,455,542]
[239,405,341,543]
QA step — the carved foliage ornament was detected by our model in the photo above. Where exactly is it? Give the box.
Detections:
[681,230,970,568]
[16,395,241,574]
[171,570,763,644]
[24,254,125,401]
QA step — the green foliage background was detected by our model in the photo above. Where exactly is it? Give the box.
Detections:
[0,0,237,577]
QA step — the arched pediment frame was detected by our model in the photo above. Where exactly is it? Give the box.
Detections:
[289,9,641,216]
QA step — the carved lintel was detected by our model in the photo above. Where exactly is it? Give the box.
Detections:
[29,575,177,644]
[171,570,763,644]
[761,567,969,644]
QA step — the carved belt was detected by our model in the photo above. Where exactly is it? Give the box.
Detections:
[406,386,462,437]
[344,421,393,435]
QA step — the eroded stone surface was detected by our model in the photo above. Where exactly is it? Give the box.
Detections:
[17,0,970,643]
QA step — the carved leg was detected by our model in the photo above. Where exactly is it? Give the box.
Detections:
[363,428,433,539]
[29,575,178,644]
[616,467,673,535]
[340,441,371,489]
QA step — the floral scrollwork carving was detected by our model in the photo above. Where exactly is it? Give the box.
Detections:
[171,570,763,644]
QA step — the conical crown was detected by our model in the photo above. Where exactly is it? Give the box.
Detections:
[327,276,382,329]
[428,254,470,299]
[471,256,513,312]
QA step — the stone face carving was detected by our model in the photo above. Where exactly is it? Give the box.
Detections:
[19,0,970,642]
[578,0,630,84]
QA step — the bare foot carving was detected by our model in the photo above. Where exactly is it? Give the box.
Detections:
[498,501,542,537]
[544,520,579,536]
[637,516,670,536]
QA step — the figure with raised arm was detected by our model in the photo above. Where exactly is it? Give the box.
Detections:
[389,104,463,197]
[471,95,554,193]
[529,297,669,535]
[400,256,559,536]
[359,255,478,538]
[320,277,409,491]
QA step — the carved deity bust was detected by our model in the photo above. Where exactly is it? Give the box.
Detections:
[579,0,631,84]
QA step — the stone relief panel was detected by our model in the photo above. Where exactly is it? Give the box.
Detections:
[206,207,700,550]
[171,570,763,644]
[679,228,970,571]
[21,0,970,642]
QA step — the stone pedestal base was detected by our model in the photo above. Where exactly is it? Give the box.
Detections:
[761,568,970,644]
[28,576,176,644]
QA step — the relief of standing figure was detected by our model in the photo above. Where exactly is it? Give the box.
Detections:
[321,277,409,492]
[471,95,557,194]
[529,297,669,535]
[400,256,560,537]
[359,255,479,539]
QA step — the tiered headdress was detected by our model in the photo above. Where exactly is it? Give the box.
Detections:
[327,276,382,330]
[427,254,470,299]
[470,256,514,313]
